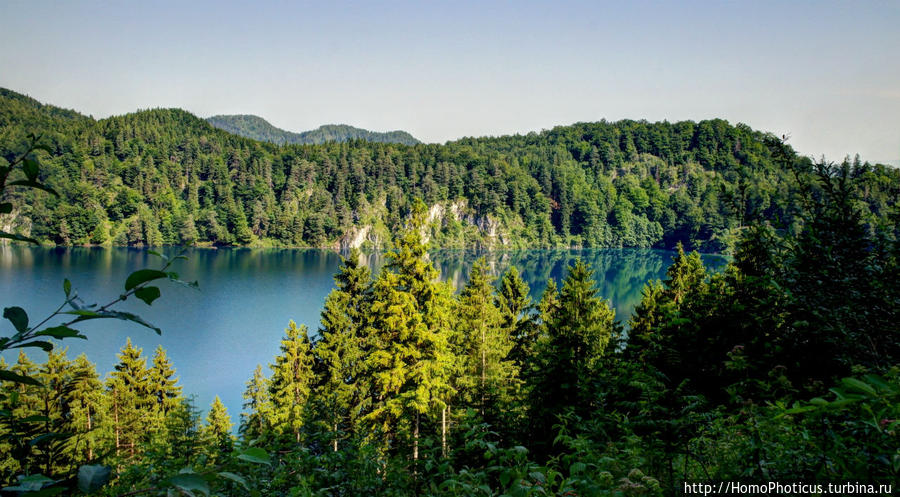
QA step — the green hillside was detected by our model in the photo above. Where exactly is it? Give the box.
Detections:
[206,114,421,146]
[1,88,898,251]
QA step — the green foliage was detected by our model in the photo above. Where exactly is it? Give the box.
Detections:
[7,89,898,251]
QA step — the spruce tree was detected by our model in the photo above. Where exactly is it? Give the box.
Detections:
[497,266,536,368]
[456,258,517,425]
[531,260,617,454]
[107,338,153,459]
[268,321,314,444]
[203,396,233,456]
[365,199,456,463]
[313,249,371,451]
[148,345,182,419]
[240,364,271,441]
[66,354,104,463]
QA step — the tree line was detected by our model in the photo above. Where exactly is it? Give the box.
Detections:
[3,87,898,252]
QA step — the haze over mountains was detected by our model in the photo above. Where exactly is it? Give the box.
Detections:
[206,114,420,146]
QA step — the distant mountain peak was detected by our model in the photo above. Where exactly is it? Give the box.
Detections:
[206,114,420,146]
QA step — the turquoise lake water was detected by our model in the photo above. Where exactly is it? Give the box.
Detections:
[0,247,727,427]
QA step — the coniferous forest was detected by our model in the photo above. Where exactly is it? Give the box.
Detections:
[2,88,898,253]
[1,87,899,496]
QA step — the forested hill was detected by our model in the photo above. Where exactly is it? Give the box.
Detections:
[2,88,898,251]
[206,114,421,146]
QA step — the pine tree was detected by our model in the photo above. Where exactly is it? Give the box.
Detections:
[268,321,315,444]
[313,249,371,451]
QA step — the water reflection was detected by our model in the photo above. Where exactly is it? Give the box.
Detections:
[0,246,727,423]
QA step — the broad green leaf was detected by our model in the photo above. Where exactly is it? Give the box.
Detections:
[65,310,161,335]
[3,306,28,332]
[63,279,71,297]
[35,326,86,340]
[2,474,55,491]
[237,447,271,465]
[135,286,161,305]
[78,465,111,493]
[0,370,43,386]
[125,269,168,291]
[217,472,248,490]
[11,341,54,352]
[570,462,586,474]
[29,432,71,446]
[841,377,876,396]
[19,415,52,423]
[23,157,39,181]
[7,179,58,196]
[0,231,39,244]
[167,474,210,496]
[21,487,65,496]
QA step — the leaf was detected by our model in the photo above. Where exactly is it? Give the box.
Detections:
[0,370,43,386]
[23,157,39,181]
[570,462,586,475]
[841,377,876,396]
[78,465,111,493]
[0,202,11,214]
[33,143,54,154]
[11,341,54,352]
[125,269,168,291]
[65,309,161,335]
[167,474,210,497]
[134,286,161,305]
[236,447,271,465]
[35,326,86,340]
[147,250,168,262]
[0,231,39,244]
[216,472,248,490]
[63,279,71,297]
[7,179,58,197]
[3,306,28,332]
[2,474,55,491]
[22,487,65,496]
[29,432,71,446]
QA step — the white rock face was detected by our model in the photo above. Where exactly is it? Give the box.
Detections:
[337,225,374,250]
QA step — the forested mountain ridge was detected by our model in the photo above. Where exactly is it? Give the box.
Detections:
[206,114,421,146]
[2,87,898,251]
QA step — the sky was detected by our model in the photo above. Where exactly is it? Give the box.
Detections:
[1,0,898,164]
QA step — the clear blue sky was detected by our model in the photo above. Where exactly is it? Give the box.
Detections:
[1,0,898,164]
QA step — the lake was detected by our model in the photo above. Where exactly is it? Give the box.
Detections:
[0,246,727,427]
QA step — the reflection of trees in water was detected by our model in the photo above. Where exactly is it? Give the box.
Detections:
[360,249,727,323]
[4,246,725,326]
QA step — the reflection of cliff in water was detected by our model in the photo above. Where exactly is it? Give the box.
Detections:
[356,249,728,324]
